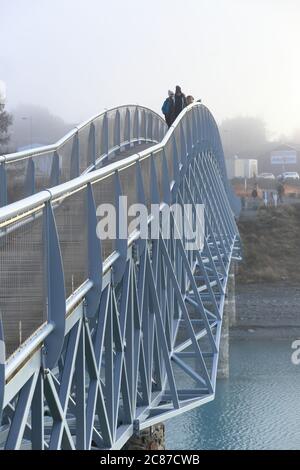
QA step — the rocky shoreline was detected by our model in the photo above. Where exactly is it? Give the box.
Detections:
[230,326,300,340]
[232,281,300,339]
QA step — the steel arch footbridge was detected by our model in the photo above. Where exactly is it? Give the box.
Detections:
[0,102,241,449]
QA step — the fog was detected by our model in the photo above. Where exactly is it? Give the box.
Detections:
[10,104,75,150]
[1,0,300,140]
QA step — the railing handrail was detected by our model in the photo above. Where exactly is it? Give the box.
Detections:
[0,101,241,448]
[0,102,240,226]
[0,103,198,223]
[1,104,166,163]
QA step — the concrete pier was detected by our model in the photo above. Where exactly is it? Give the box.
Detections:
[228,266,237,328]
[218,264,236,378]
[123,424,165,450]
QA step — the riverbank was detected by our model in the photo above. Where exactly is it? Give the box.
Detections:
[233,203,300,338]
[231,326,300,339]
[233,281,300,338]
[233,280,300,339]
[237,203,300,284]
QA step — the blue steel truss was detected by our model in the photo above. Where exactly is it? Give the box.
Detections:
[0,105,166,207]
[0,103,240,449]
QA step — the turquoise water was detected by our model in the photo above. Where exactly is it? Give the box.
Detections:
[166,338,300,450]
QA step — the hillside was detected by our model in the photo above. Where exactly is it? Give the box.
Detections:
[237,204,300,284]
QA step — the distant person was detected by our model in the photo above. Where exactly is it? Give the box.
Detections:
[277,182,284,203]
[161,90,175,128]
[263,191,268,206]
[251,187,258,199]
[251,186,258,209]
[186,95,194,105]
[174,85,187,120]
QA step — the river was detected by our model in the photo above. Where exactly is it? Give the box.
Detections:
[166,337,300,450]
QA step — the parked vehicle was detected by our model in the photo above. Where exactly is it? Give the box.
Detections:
[281,171,300,181]
[257,173,275,180]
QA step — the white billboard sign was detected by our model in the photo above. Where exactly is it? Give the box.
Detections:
[271,150,297,165]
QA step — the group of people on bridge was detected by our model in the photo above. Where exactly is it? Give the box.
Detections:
[161,85,197,128]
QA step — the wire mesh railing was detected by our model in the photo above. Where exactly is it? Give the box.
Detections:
[0,102,241,450]
[0,105,167,206]
[0,103,240,360]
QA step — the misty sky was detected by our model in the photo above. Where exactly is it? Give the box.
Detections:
[1,0,300,137]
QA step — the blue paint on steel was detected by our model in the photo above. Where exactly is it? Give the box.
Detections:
[113,171,128,284]
[50,151,60,187]
[0,162,7,207]
[25,158,35,196]
[0,102,241,450]
[114,110,121,154]
[87,123,96,168]
[70,132,80,179]
[86,183,102,318]
[43,201,66,370]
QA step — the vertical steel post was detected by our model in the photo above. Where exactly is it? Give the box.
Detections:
[101,112,109,159]
[0,161,7,207]
[113,171,128,284]
[50,151,60,187]
[75,325,86,449]
[70,132,80,179]
[25,158,35,196]
[134,107,140,145]
[125,108,131,149]
[86,183,102,318]
[87,123,96,169]
[43,201,66,369]
[114,109,121,155]
[31,372,44,449]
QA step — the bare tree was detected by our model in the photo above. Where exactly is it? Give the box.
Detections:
[0,102,13,151]
[10,104,74,150]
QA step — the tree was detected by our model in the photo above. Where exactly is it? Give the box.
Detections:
[10,104,74,150]
[0,102,13,150]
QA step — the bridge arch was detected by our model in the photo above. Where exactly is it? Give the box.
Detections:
[0,103,240,450]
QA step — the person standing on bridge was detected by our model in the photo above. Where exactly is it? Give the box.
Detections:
[174,85,187,120]
[162,90,175,128]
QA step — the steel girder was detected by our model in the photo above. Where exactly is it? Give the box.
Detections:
[0,103,241,449]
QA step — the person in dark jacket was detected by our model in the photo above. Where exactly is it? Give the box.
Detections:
[174,85,187,119]
[161,90,175,128]
[277,181,284,203]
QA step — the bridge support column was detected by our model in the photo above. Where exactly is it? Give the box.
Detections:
[228,265,236,328]
[123,424,165,450]
[218,264,236,378]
